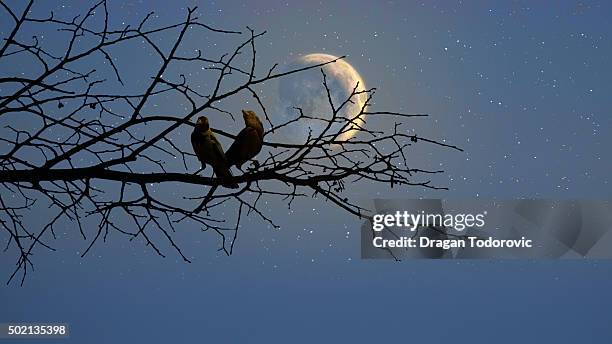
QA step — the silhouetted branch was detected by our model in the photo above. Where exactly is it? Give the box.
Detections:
[0,1,460,285]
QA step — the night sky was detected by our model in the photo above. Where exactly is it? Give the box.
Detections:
[1,1,611,343]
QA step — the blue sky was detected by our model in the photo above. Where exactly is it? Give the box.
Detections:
[1,1,611,342]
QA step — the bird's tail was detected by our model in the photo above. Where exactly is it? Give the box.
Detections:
[213,164,239,189]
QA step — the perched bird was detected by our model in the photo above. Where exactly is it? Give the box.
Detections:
[225,110,264,169]
[191,116,238,189]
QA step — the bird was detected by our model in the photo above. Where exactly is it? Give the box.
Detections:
[225,110,264,169]
[191,116,238,189]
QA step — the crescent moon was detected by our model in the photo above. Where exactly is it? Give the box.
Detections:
[298,53,367,141]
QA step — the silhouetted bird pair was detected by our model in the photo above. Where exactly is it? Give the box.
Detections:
[191,110,264,189]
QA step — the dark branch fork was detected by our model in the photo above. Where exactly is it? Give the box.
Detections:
[0,1,461,285]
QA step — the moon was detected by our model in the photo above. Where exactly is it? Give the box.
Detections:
[276,53,367,143]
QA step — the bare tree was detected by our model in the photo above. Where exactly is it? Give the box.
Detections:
[0,1,461,285]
